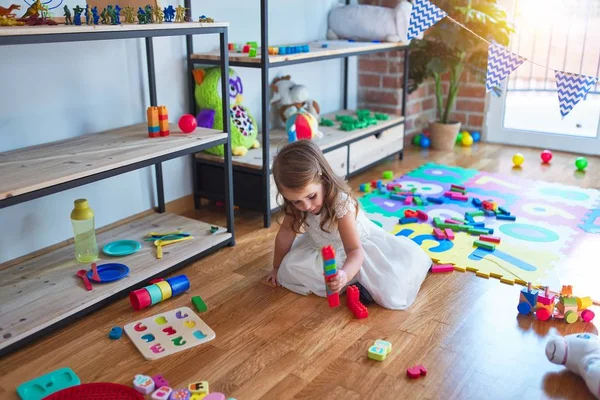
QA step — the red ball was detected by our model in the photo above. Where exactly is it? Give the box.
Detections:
[541,150,553,163]
[178,114,197,134]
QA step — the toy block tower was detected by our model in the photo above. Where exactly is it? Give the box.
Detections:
[517,282,539,315]
[147,106,160,138]
[322,245,340,308]
[535,286,555,321]
[158,105,170,137]
[346,285,368,319]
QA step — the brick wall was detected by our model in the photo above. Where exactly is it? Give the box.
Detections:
[356,0,487,144]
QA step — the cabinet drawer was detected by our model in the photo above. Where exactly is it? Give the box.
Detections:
[324,146,348,177]
[348,125,404,174]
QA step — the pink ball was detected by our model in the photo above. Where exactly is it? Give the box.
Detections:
[178,114,197,134]
[541,150,553,164]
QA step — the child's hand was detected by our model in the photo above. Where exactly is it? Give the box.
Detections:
[265,267,280,287]
[327,270,348,293]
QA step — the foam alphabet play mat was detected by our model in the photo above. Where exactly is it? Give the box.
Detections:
[359,163,600,298]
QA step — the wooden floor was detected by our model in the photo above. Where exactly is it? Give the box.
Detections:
[1,143,599,400]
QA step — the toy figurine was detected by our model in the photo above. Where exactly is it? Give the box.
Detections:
[0,4,21,18]
[114,5,121,24]
[122,5,134,23]
[144,5,153,23]
[72,5,84,25]
[198,15,214,22]
[153,6,163,23]
[92,6,99,24]
[546,333,600,399]
[136,7,145,24]
[18,0,42,20]
[164,5,175,22]
[174,5,185,22]
[100,7,108,24]
[84,4,91,25]
[63,5,72,24]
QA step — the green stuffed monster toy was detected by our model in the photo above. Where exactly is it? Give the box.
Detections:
[193,67,260,157]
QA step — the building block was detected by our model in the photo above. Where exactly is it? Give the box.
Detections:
[192,295,207,312]
[322,245,340,308]
[407,365,427,379]
[475,271,490,279]
[431,264,454,273]
[479,235,501,243]
[158,105,170,137]
[489,272,503,279]
[170,389,191,399]
[152,375,169,388]
[404,210,418,218]
[484,210,496,217]
[359,183,371,193]
[400,217,418,224]
[368,345,387,361]
[467,210,485,217]
[346,285,368,318]
[109,326,122,340]
[453,265,466,272]
[413,196,423,206]
[472,198,482,207]
[433,217,444,227]
[444,229,455,240]
[382,170,394,179]
[451,184,466,191]
[426,196,444,204]
[188,381,209,394]
[451,193,469,201]
[444,219,461,225]
[404,196,413,205]
[468,228,490,236]
[497,214,517,221]
[151,386,173,400]
[500,277,515,285]
[389,193,405,201]
[133,374,155,395]
[433,228,445,240]
[450,187,466,194]
[498,207,510,215]
[473,240,495,251]
[374,339,392,354]
[147,106,160,138]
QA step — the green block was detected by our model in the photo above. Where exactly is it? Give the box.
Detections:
[368,345,387,361]
[457,225,471,232]
[467,210,485,217]
[450,187,466,194]
[340,123,357,131]
[374,112,389,120]
[246,41,258,48]
[336,115,356,123]
[319,117,335,127]
[451,217,465,223]
[192,295,207,312]
[468,228,490,235]
[474,240,495,251]
[414,197,422,206]
[324,263,337,272]
[438,223,462,231]
[249,48,257,57]
[434,217,443,227]
[383,170,394,180]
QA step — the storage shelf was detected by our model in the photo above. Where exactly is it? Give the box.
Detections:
[0,21,229,45]
[190,39,408,67]
[0,123,227,208]
[0,212,232,355]
[195,109,405,171]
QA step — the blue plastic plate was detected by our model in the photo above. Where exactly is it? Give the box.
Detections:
[87,263,129,283]
[102,240,141,257]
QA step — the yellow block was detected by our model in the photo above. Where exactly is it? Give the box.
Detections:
[500,278,515,285]
[490,272,503,279]
[147,106,159,125]
[514,278,527,286]
[466,266,479,273]
[453,265,466,272]
[155,281,172,300]
[476,271,490,279]
[577,296,592,310]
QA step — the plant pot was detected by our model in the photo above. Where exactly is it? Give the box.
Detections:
[428,121,462,150]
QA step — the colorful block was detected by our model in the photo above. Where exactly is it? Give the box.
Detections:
[158,105,169,137]
[382,170,394,179]
[416,210,428,221]
[444,229,455,240]
[433,217,444,227]
[433,228,445,239]
[468,228,490,236]
[151,386,173,400]
[497,214,516,221]
[133,374,155,395]
[473,240,495,251]
[400,217,418,224]
[152,375,169,388]
[479,235,501,243]
[404,196,413,205]
[374,339,392,354]
[431,264,454,273]
[426,196,444,204]
[368,345,387,361]
[192,296,207,312]
[359,183,371,192]
[188,381,209,394]
[389,193,405,201]
[147,106,160,138]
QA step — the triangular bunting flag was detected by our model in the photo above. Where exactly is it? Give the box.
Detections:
[407,0,447,40]
[485,44,526,92]
[555,71,598,118]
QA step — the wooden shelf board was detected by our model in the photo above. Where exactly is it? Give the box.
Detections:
[195,109,404,170]
[0,21,228,37]
[190,39,407,65]
[0,123,227,201]
[0,212,231,353]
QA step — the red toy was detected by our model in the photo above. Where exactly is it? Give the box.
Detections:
[541,149,553,164]
[178,114,197,134]
[346,285,368,319]
[407,365,427,379]
[322,245,340,308]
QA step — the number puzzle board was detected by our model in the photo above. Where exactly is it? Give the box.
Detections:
[124,307,215,360]
[360,162,600,300]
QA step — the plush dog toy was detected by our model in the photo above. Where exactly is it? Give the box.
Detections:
[326,1,418,43]
[270,75,320,127]
[546,333,600,399]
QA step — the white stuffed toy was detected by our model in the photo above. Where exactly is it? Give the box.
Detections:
[270,75,321,127]
[326,1,420,43]
[546,333,600,399]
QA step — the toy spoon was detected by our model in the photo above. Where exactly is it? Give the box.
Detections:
[76,269,93,291]
[91,262,101,282]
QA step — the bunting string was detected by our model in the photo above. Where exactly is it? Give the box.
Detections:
[408,0,599,118]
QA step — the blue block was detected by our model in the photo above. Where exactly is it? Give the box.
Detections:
[497,214,516,221]
[498,207,511,215]
[302,44,309,52]
[399,217,418,224]
[426,196,444,204]
[379,188,388,194]
[324,268,338,277]
[390,194,406,201]
[484,210,496,216]
[148,125,159,133]
[321,43,328,48]
[472,198,482,207]
[109,326,123,340]
[324,258,336,266]
[279,46,286,54]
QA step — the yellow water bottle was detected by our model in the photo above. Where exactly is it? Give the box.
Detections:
[70,199,99,263]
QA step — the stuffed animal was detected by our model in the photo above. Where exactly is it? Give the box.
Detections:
[546,333,600,399]
[193,67,260,157]
[326,1,419,43]
[270,75,320,127]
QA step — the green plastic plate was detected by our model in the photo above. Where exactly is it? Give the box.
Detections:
[16,367,80,400]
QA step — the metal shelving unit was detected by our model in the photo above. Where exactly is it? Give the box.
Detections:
[187,0,410,228]
[0,20,235,357]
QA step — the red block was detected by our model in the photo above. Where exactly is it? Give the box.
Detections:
[451,193,469,201]
[328,293,340,307]
[407,365,427,379]
[451,184,465,191]
[322,245,335,260]
[416,210,428,221]
[433,228,445,239]
[431,264,454,273]
[444,191,454,198]
[404,210,418,218]
[346,285,368,319]
[479,235,501,243]
[444,228,455,240]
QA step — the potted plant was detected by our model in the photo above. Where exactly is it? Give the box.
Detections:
[407,0,514,150]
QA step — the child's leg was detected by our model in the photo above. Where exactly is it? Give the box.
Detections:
[277,238,328,298]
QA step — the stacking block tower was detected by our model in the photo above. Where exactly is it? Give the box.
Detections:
[147,106,160,138]
[321,245,340,308]
[129,275,190,311]
[158,105,170,137]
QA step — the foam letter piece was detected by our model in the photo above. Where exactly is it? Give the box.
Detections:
[546,333,600,399]
[152,374,169,387]
[204,394,227,400]
[170,389,191,399]
[109,326,122,340]
[374,339,392,354]
[188,381,209,394]
[133,374,155,394]
[368,345,387,361]
[151,386,173,400]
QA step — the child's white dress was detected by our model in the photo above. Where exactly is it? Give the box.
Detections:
[277,192,432,310]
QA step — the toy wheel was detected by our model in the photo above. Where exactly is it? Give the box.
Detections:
[581,309,595,323]
[564,310,578,324]
[517,302,531,315]
[536,307,551,321]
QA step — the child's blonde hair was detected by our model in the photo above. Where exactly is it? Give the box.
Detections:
[272,140,358,234]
